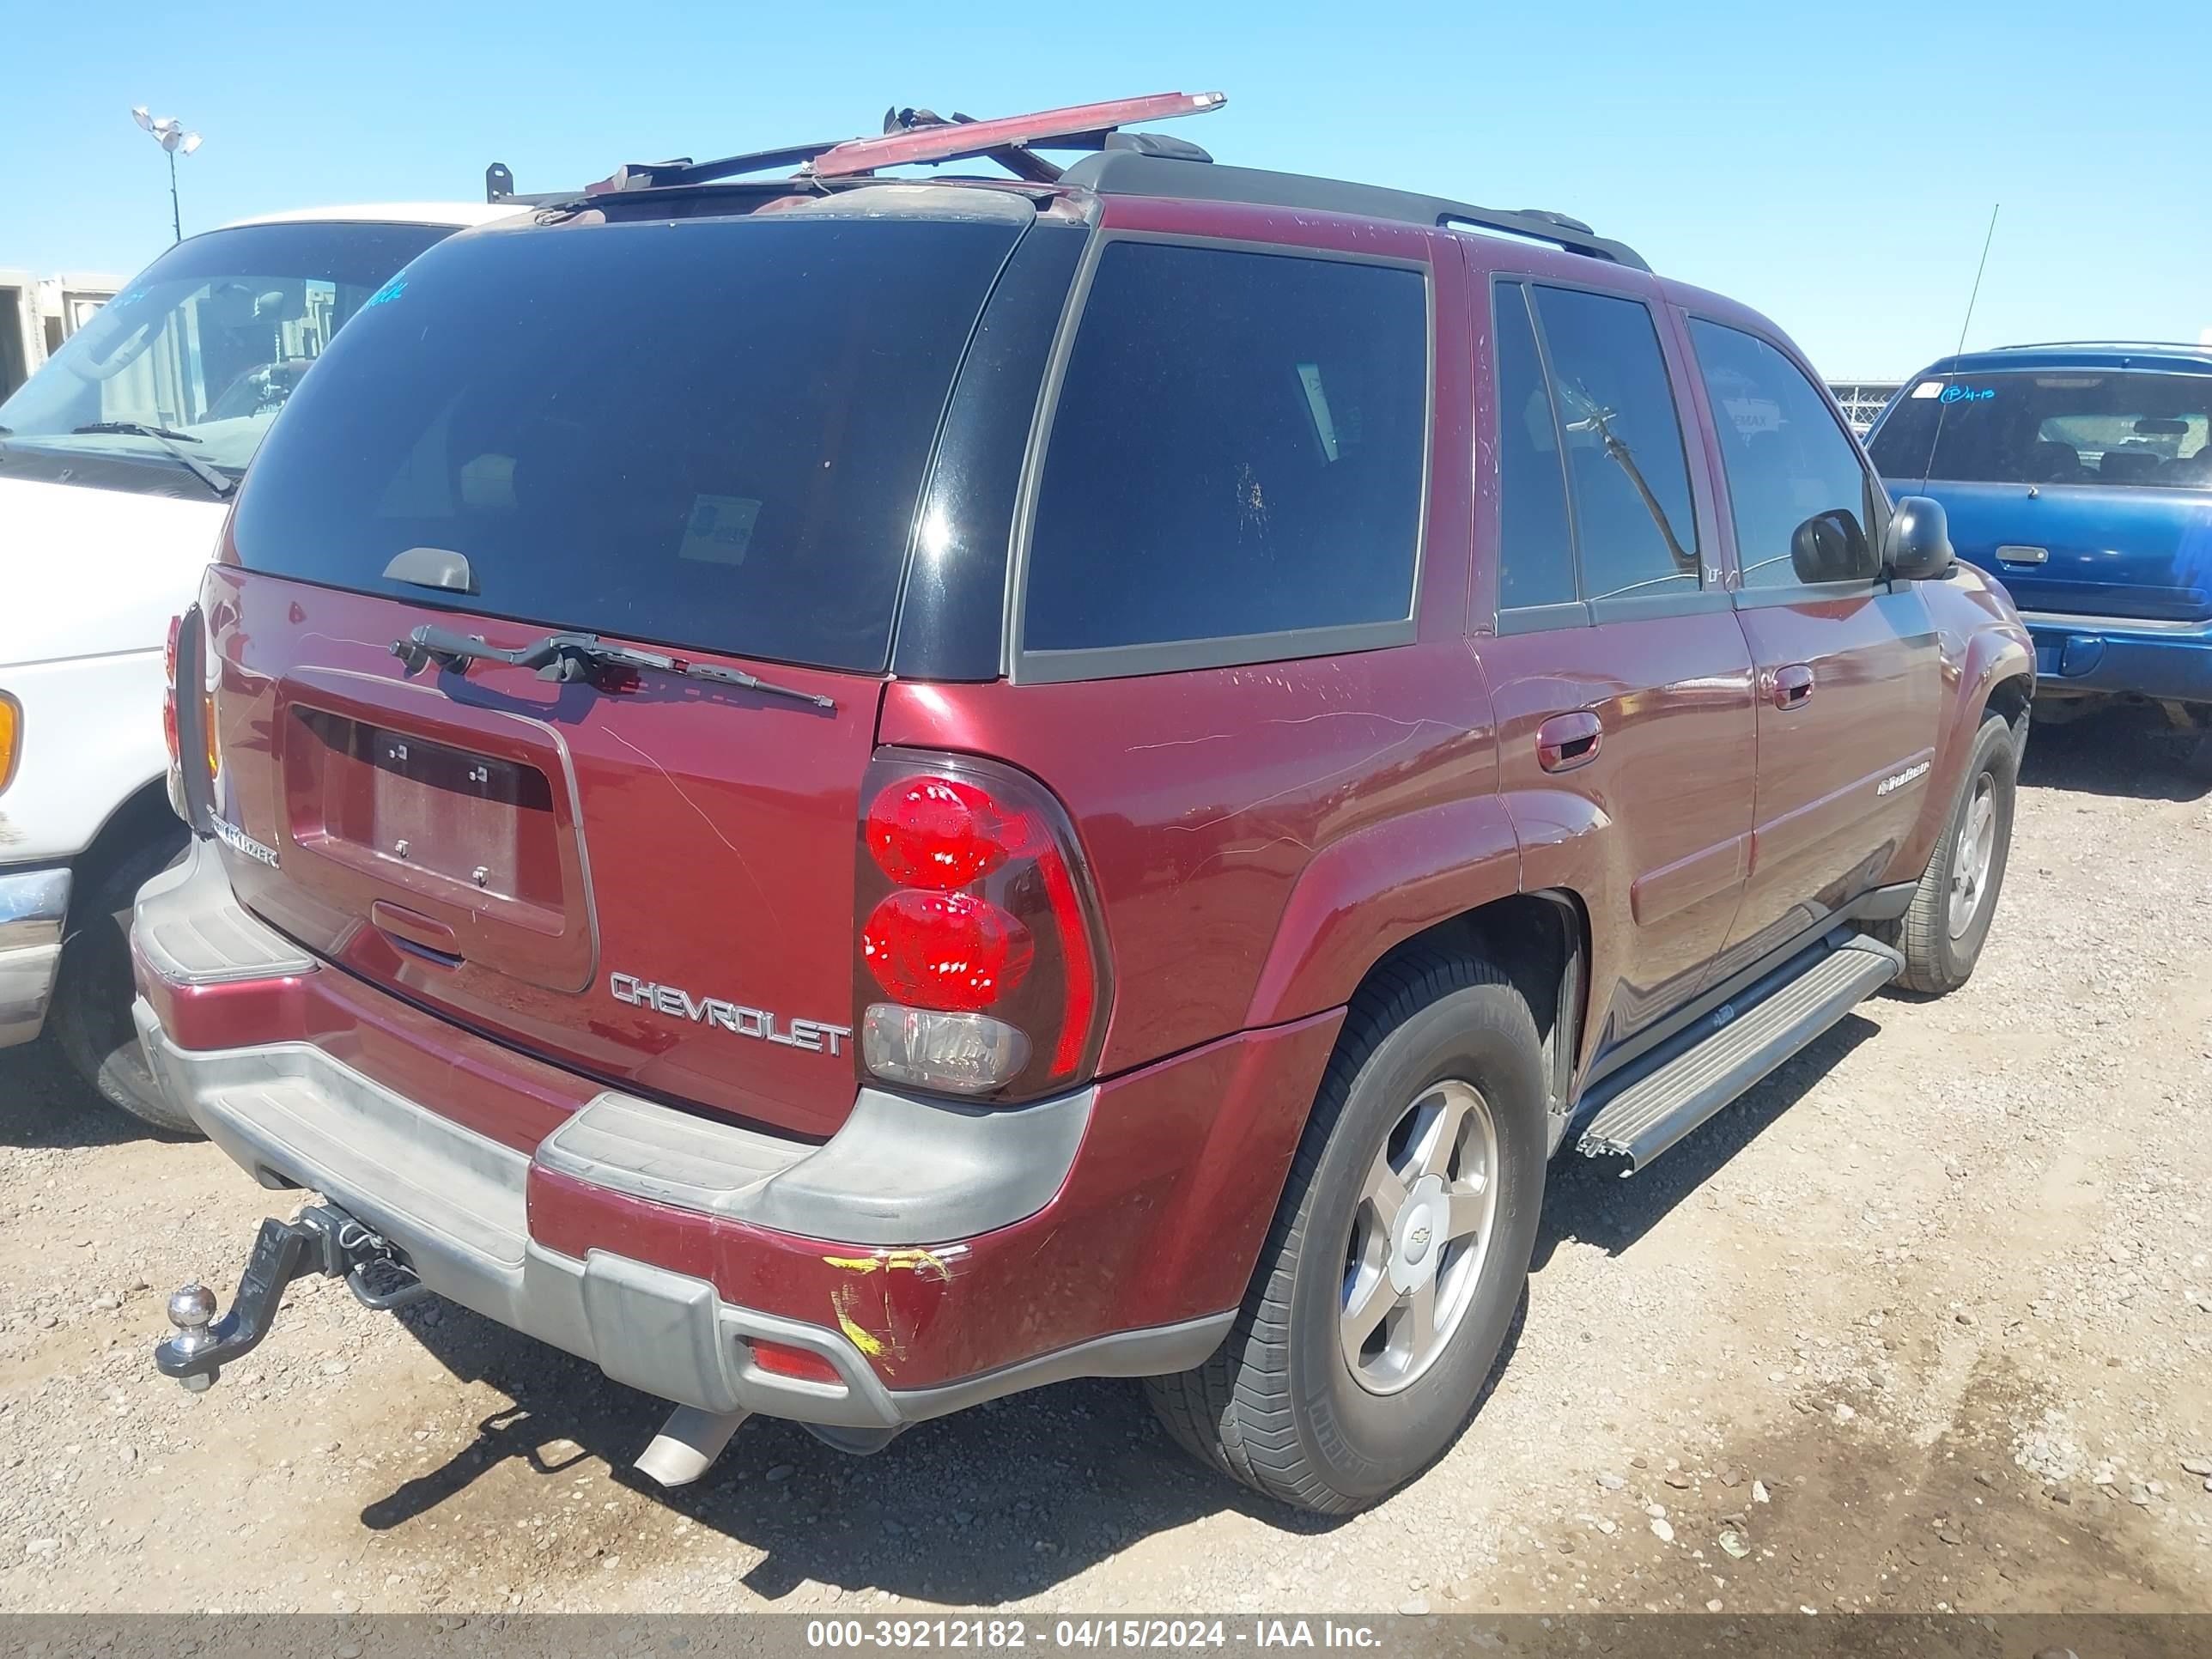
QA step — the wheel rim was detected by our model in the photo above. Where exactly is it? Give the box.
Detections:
[1340,1079,1498,1395]
[1948,775,1997,939]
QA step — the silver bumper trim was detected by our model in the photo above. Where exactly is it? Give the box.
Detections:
[135,1006,1226,1425]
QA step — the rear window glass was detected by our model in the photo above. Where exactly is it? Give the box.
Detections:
[229,216,1025,673]
[1021,240,1427,657]
[1528,286,1700,602]
[1867,368,2212,490]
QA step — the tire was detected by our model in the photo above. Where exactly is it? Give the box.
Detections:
[1887,712,2018,995]
[2187,730,2212,783]
[48,823,198,1137]
[1145,948,1547,1513]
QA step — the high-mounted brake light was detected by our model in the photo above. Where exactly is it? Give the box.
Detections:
[855,751,1110,1101]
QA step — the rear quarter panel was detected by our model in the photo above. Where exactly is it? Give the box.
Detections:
[882,198,1505,1073]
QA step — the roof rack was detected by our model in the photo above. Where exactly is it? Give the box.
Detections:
[481,88,1644,270]
[486,91,1224,206]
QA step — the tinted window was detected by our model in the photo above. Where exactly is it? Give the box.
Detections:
[228,216,1024,673]
[1690,320,1877,587]
[1530,287,1699,601]
[0,221,448,479]
[1867,368,2212,490]
[1494,283,1577,610]
[1023,241,1427,654]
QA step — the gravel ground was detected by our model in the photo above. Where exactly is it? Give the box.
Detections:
[2,705,2207,1616]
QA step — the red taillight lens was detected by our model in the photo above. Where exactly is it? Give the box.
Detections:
[747,1340,842,1385]
[866,775,1014,890]
[862,889,1033,1012]
[162,614,183,765]
[855,752,1110,1102]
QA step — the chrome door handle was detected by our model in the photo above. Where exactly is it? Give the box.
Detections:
[1770,664,1814,710]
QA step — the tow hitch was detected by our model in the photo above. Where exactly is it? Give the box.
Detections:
[156,1203,427,1393]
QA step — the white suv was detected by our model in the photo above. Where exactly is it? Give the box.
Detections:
[0,202,514,1130]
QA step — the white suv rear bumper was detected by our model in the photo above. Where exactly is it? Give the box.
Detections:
[0,866,71,1046]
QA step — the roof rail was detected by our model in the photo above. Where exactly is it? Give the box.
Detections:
[1988,339,2211,353]
[1060,151,1649,270]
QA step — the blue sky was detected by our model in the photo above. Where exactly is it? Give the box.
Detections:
[7,0,2206,376]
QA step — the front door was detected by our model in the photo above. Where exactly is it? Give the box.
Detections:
[1679,315,1942,981]
[1479,276,1756,1053]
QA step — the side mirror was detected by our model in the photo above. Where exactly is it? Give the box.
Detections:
[1883,495,1955,580]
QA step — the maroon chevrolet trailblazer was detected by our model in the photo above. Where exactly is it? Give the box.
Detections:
[135,92,2032,1512]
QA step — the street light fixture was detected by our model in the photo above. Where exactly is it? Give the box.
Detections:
[131,106,204,245]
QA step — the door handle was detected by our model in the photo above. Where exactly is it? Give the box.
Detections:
[1537,710,1603,773]
[1770,664,1815,710]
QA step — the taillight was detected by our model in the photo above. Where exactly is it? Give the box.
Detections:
[855,750,1110,1100]
[164,607,218,823]
[161,615,183,766]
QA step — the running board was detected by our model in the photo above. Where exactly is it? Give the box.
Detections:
[1576,933,1903,1172]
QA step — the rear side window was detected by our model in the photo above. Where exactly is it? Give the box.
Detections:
[1529,286,1700,602]
[1493,283,1577,611]
[1020,240,1428,662]
[1689,319,1879,587]
[228,216,1025,673]
[1867,368,2212,490]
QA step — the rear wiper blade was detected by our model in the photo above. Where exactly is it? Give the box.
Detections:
[70,422,234,498]
[392,624,836,710]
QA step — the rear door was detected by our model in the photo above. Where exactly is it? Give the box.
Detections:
[202,206,1042,1139]
[1475,273,1756,1049]
[1680,315,1942,980]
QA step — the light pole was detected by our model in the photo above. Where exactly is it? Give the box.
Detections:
[131,106,203,243]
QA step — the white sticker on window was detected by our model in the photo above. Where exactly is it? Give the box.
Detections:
[679,495,762,566]
[1910,380,1944,399]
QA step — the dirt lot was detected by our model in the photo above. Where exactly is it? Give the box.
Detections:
[2,708,2207,1618]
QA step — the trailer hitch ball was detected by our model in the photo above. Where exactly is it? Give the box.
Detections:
[167,1283,220,1394]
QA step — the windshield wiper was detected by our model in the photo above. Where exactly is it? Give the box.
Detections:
[392,623,836,710]
[70,422,234,498]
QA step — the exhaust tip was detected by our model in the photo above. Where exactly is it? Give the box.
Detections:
[634,1405,750,1488]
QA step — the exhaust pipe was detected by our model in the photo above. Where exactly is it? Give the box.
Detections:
[635,1405,750,1488]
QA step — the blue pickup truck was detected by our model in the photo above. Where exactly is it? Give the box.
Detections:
[1867,342,2212,775]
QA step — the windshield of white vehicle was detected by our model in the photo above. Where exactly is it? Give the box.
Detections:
[0,220,449,485]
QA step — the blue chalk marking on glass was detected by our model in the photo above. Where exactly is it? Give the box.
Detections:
[364,277,408,309]
[1939,384,1995,405]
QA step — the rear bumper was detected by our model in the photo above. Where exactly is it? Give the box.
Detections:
[0,866,72,1048]
[131,842,1341,1425]
[2021,610,2212,705]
